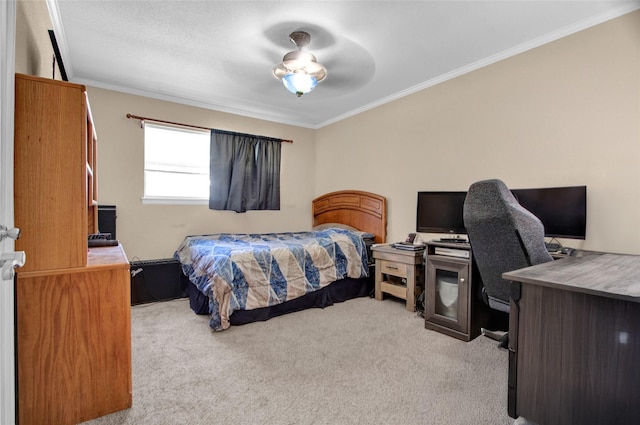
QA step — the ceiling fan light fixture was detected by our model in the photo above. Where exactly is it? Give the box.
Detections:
[282,50,316,67]
[283,72,318,97]
[273,31,327,97]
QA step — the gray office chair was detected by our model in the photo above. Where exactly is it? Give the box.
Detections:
[463,179,553,345]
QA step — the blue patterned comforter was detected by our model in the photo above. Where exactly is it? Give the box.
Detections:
[174,229,372,331]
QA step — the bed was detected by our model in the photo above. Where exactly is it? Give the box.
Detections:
[174,190,387,331]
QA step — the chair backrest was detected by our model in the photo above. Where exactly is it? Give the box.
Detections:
[463,179,553,312]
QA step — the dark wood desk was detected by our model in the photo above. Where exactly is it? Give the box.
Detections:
[504,252,640,425]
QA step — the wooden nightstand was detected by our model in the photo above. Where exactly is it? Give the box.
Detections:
[372,244,425,311]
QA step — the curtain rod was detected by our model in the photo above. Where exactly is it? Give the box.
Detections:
[125,113,294,143]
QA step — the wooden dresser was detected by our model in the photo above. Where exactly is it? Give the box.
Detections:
[14,74,131,425]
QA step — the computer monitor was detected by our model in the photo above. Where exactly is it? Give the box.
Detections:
[511,186,587,239]
[416,191,467,235]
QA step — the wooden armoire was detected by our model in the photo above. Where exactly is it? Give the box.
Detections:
[13,74,132,425]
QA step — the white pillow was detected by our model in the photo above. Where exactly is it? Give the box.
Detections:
[312,222,359,231]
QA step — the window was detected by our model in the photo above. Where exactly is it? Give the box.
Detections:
[143,123,210,203]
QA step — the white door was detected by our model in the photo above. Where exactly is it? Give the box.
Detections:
[1,2,17,424]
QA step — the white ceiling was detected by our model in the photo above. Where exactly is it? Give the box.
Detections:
[47,1,640,129]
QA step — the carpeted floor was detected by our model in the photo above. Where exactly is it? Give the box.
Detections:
[82,296,519,424]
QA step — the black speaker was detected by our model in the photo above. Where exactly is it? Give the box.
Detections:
[98,205,117,239]
[130,258,186,305]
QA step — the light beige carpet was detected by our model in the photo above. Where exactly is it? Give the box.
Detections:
[82,297,518,424]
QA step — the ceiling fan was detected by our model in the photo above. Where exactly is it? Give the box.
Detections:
[272,31,328,97]
[220,24,375,101]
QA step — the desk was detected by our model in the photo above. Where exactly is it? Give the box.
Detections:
[504,252,640,425]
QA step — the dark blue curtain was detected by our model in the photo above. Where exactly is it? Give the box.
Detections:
[209,129,281,212]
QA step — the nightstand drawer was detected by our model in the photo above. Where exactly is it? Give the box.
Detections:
[379,260,408,278]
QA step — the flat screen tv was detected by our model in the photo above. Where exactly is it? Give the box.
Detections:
[416,191,467,236]
[511,186,587,240]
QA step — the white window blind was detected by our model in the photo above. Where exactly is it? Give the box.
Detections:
[143,123,210,202]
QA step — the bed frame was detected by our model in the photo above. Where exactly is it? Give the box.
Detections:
[312,190,387,243]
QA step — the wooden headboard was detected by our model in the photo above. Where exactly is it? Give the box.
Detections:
[312,190,387,243]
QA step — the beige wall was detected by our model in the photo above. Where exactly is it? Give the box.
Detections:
[15,0,60,80]
[86,88,316,259]
[316,11,640,255]
[15,1,640,257]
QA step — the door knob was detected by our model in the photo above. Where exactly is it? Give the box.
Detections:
[0,225,20,241]
[1,251,26,280]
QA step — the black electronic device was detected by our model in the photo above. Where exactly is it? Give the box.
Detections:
[404,233,417,244]
[88,232,119,247]
[88,239,119,247]
[512,186,587,239]
[88,232,118,247]
[98,205,117,240]
[130,258,187,305]
[438,237,468,244]
[416,191,467,235]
